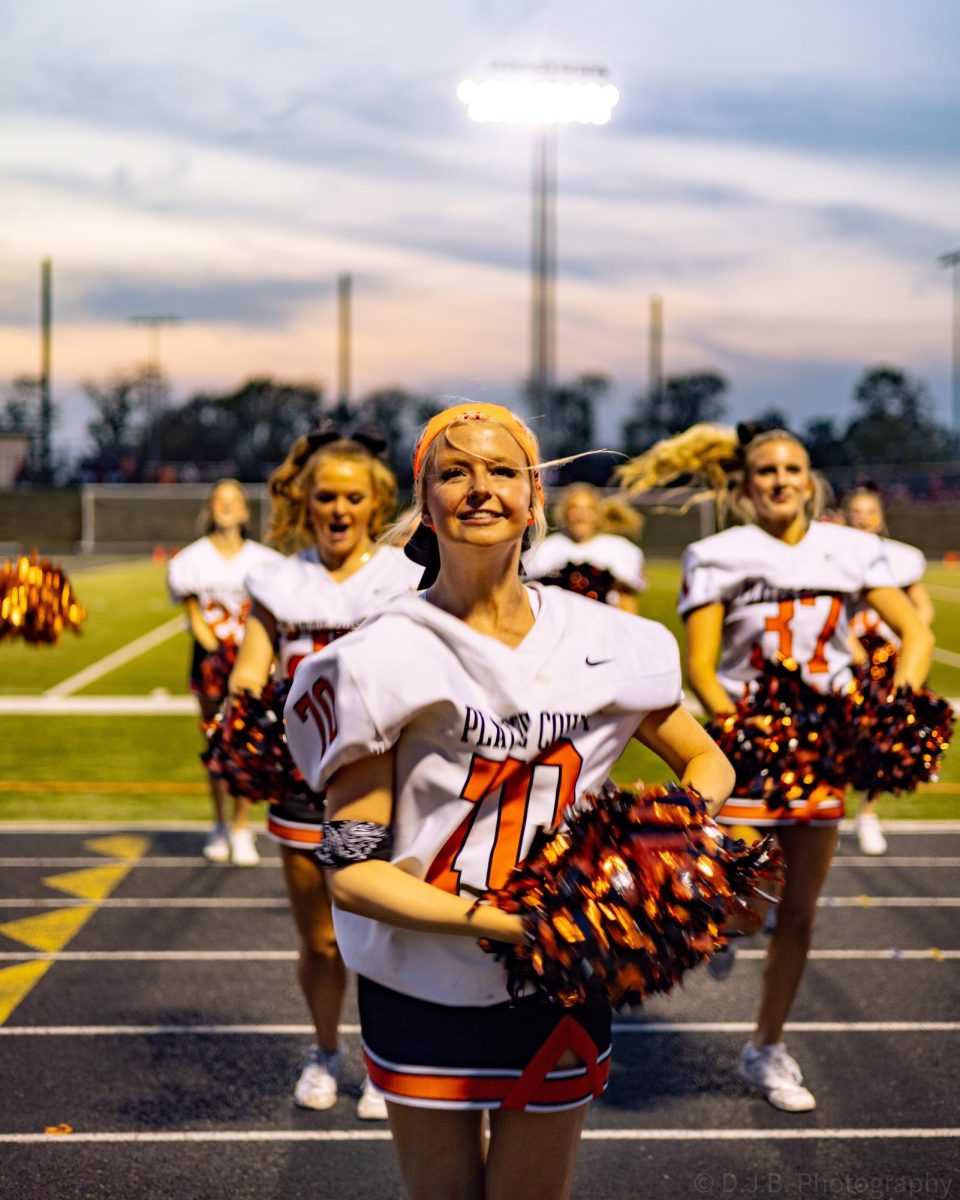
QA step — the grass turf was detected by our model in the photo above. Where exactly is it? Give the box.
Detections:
[2,556,959,822]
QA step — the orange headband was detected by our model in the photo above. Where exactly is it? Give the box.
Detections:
[412,402,544,505]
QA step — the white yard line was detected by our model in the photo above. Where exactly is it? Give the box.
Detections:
[933,647,960,669]
[928,584,960,602]
[1,1127,956,1145]
[42,617,185,698]
[0,695,195,714]
[2,1020,958,1036]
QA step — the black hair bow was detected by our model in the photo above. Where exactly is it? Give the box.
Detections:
[403,522,442,589]
[304,420,388,459]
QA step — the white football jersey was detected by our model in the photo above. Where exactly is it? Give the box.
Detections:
[679,523,895,697]
[524,533,647,592]
[285,583,682,1007]
[245,546,423,680]
[848,537,926,646]
[167,537,282,644]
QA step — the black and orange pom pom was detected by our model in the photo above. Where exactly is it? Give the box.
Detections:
[707,656,848,808]
[198,643,239,701]
[536,561,623,606]
[846,675,953,798]
[203,681,318,806]
[478,784,782,1008]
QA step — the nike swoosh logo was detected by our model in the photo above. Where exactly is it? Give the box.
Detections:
[585,656,614,667]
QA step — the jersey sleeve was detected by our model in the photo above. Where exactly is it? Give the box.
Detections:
[884,540,927,588]
[606,614,683,716]
[677,543,721,616]
[167,545,198,603]
[283,621,422,792]
[861,533,898,591]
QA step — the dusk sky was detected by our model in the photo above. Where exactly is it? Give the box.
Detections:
[2,0,958,458]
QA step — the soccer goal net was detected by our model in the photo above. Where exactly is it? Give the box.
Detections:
[80,484,272,554]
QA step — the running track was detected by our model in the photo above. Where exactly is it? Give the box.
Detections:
[1,821,958,1200]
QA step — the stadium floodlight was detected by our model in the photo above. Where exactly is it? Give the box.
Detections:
[458,63,618,459]
[457,78,619,125]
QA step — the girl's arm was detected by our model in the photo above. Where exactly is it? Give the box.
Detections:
[184,596,219,652]
[633,703,735,818]
[322,750,525,944]
[905,581,935,628]
[227,602,278,696]
[683,603,736,718]
[865,586,935,689]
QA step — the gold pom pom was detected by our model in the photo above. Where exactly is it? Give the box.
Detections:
[0,553,87,645]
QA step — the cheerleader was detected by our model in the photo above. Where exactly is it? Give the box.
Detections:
[620,424,933,1111]
[523,482,647,611]
[285,403,734,1200]
[843,485,934,855]
[167,479,280,865]
[228,430,422,1119]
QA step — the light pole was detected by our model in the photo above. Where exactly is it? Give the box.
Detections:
[458,64,619,457]
[129,314,181,465]
[938,250,960,430]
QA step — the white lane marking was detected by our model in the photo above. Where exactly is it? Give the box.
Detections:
[3,896,959,910]
[830,857,960,867]
[1,1128,957,1145]
[818,897,960,907]
[0,696,195,715]
[2,1021,958,1037]
[0,950,956,963]
[3,855,960,868]
[43,617,186,697]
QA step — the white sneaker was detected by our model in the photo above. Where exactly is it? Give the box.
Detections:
[355,1076,388,1120]
[294,1047,342,1110]
[739,1041,816,1112]
[202,825,230,864]
[856,812,887,856]
[706,943,736,981]
[229,827,260,866]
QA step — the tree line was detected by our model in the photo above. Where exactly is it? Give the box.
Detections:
[2,362,957,487]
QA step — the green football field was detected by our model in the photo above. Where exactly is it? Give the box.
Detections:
[3,556,960,822]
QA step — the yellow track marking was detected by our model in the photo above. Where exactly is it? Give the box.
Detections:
[85,836,151,860]
[0,907,98,952]
[43,865,133,900]
[0,961,53,1024]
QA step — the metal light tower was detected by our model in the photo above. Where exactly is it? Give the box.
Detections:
[458,64,619,456]
[39,259,53,483]
[336,272,352,421]
[939,249,960,430]
[130,314,181,465]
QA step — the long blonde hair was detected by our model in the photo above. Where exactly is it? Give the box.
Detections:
[267,435,398,553]
[617,423,828,526]
[197,478,250,537]
[382,417,548,551]
[553,482,643,539]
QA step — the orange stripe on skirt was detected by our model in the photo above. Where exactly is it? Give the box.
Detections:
[717,783,845,827]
